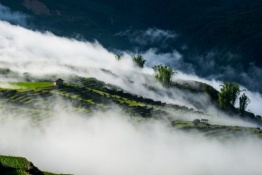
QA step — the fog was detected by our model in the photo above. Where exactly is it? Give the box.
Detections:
[0,103,262,175]
[0,19,262,174]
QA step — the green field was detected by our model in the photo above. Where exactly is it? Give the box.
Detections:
[9,82,54,90]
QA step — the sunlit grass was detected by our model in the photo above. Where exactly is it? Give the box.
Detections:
[10,82,54,90]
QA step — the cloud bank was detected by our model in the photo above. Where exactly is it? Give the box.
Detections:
[0,105,262,175]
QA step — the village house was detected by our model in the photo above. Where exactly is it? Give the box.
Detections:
[53,78,64,86]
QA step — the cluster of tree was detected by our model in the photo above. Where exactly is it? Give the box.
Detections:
[218,82,240,108]
[115,53,176,87]
[152,65,176,87]
[218,82,250,114]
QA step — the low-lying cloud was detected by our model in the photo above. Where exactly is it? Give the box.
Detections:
[0,21,204,113]
[0,102,262,175]
[1,19,262,118]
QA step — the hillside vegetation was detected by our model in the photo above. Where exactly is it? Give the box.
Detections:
[0,155,64,175]
[0,69,261,138]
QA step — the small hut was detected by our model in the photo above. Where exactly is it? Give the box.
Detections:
[53,78,64,86]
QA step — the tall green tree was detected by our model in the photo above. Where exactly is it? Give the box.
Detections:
[132,54,146,68]
[239,93,250,114]
[218,82,241,109]
[152,64,176,87]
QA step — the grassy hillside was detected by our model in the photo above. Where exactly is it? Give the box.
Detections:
[0,155,64,175]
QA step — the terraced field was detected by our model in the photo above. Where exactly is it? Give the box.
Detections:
[0,77,196,119]
[0,75,261,140]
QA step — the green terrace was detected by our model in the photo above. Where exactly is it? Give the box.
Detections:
[9,82,54,90]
